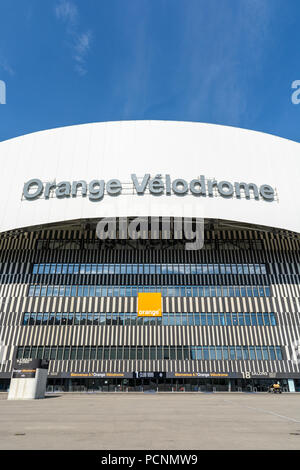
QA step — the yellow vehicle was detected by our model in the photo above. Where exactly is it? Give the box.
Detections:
[268,383,282,394]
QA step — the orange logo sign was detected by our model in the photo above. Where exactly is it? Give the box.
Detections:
[138,292,162,317]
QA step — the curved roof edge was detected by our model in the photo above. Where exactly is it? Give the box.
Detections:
[1,120,300,147]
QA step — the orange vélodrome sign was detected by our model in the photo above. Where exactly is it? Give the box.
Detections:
[138,292,162,317]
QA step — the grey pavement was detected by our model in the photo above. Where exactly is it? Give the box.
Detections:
[0,393,300,450]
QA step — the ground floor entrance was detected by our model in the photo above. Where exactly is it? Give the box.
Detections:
[44,377,292,393]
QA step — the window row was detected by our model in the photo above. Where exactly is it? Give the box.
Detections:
[32,263,267,275]
[16,345,283,361]
[28,285,271,298]
[23,312,277,327]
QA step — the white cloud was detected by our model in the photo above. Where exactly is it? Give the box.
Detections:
[0,57,14,76]
[55,0,78,26]
[55,0,92,75]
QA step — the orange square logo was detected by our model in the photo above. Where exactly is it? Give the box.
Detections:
[138,292,162,317]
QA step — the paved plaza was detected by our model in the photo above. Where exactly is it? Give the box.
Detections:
[0,393,300,450]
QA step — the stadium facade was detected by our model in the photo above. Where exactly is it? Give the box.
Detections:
[0,120,299,393]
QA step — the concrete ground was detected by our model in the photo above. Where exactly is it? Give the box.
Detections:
[0,393,300,450]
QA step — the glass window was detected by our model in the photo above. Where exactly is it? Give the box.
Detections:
[50,348,56,360]
[90,347,96,359]
[256,347,262,360]
[236,347,242,360]
[249,347,256,360]
[141,265,147,274]
[101,264,108,275]
[110,346,116,359]
[242,346,249,360]
[262,347,269,360]
[71,286,77,296]
[216,286,222,297]
[255,264,261,274]
[191,265,197,275]
[44,347,50,360]
[203,347,209,360]
[223,347,229,360]
[245,314,251,326]
[37,347,44,359]
[265,287,271,297]
[253,287,259,297]
[208,264,214,274]
[270,313,276,326]
[183,346,190,360]
[104,347,110,359]
[234,286,240,297]
[33,264,39,274]
[97,347,103,360]
[275,347,282,360]
[247,286,253,297]
[28,285,35,296]
[196,265,202,274]
[62,264,68,274]
[108,265,115,274]
[210,346,216,360]
[65,286,71,297]
[210,287,216,297]
[59,286,65,297]
[190,347,197,360]
[37,265,44,274]
[35,285,41,296]
[251,313,257,326]
[97,264,103,274]
[57,347,64,360]
[89,286,95,297]
[177,346,183,360]
[83,286,89,297]
[257,313,264,326]
[47,286,53,296]
[44,264,50,274]
[231,265,237,274]
[229,347,236,360]
[140,346,147,360]
[214,264,219,274]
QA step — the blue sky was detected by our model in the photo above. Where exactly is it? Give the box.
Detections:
[0,0,300,142]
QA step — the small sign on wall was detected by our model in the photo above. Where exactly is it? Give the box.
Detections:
[138,292,162,317]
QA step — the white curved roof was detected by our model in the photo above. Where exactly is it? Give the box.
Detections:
[0,120,299,233]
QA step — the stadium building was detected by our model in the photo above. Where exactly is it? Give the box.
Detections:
[0,120,299,393]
